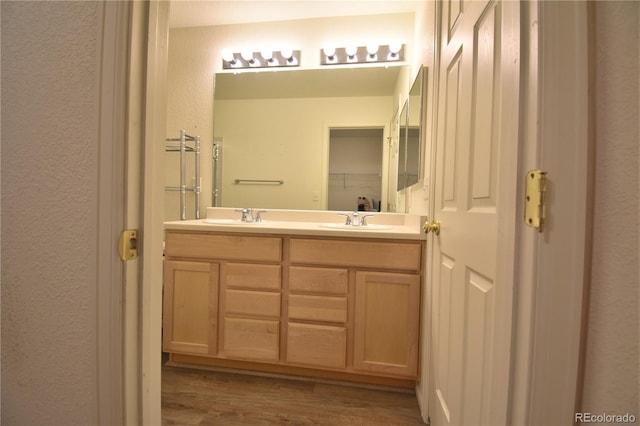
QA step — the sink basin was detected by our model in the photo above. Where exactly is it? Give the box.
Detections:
[319,223,391,231]
[202,219,264,225]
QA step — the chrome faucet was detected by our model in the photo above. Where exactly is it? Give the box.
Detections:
[337,212,376,226]
[235,208,267,222]
[235,208,253,222]
[352,211,360,226]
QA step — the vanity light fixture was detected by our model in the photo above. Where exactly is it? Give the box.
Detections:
[320,43,405,66]
[221,48,301,69]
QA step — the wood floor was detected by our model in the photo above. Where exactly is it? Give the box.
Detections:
[162,363,426,425]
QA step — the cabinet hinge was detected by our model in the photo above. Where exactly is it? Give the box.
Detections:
[119,229,139,261]
[525,169,547,233]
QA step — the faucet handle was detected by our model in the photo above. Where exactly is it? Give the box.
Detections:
[360,214,375,226]
[337,213,352,225]
[254,210,267,222]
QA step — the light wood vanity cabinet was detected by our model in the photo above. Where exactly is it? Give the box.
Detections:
[163,230,423,386]
[163,232,282,361]
[288,238,422,379]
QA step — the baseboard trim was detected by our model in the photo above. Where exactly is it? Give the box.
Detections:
[167,353,417,393]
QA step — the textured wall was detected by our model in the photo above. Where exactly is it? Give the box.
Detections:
[581,1,640,417]
[1,1,101,423]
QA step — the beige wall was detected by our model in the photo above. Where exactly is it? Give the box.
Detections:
[581,1,639,415]
[1,1,102,423]
[166,13,415,216]
[405,1,438,216]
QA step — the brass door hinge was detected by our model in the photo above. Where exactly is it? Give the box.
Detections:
[119,229,138,261]
[525,170,547,232]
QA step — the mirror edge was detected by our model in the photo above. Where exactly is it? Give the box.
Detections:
[416,65,429,185]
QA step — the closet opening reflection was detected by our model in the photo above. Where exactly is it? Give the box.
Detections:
[328,128,384,212]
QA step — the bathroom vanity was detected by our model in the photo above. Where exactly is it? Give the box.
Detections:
[162,208,426,388]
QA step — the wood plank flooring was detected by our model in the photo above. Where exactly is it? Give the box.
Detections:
[162,363,426,425]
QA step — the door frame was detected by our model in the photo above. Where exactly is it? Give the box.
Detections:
[127,1,592,424]
[97,1,131,423]
[509,2,593,424]
[137,2,170,426]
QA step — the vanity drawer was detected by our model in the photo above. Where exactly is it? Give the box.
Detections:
[165,232,281,262]
[288,294,347,323]
[225,263,281,290]
[224,289,281,318]
[289,266,348,294]
[289,238,422,271]
[222,317,280,362]
[287,323,347,369]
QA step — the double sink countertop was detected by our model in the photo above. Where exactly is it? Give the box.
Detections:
[164,207,427,240]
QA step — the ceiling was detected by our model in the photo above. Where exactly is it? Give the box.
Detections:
[169,0,420,28]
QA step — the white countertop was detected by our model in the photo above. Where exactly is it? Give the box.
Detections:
[164,208,426,240]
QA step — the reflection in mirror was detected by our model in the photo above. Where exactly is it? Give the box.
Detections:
[387,107,400,212]
[396,66,424,192]
[212,66,404,211]
[328,128,383,212]
[397,100,409,191]
[406,66,424,188]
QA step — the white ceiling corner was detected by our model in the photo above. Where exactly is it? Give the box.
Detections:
[169,0,420,28]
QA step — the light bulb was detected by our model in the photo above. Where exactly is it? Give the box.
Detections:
[323,46,336,58]
[221,48,235,62]
[241,50,254,62]
[367,44,379,55]
[261,50,273,60]
[388,43,402,60]
[345,44,358,57]
[389,42,402,54]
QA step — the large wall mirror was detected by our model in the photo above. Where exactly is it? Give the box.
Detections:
[212,66,406,212]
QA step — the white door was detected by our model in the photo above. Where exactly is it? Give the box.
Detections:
[428,1,521,425]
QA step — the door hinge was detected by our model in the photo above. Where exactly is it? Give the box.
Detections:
[119,229,139,261]
[525,169,547,232]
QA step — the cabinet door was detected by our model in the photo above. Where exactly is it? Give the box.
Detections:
[163,260,218,355]
[353,271,420,377]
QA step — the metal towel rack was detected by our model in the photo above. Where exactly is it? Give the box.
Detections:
[234,179,284,184]
[165,129,200,220]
